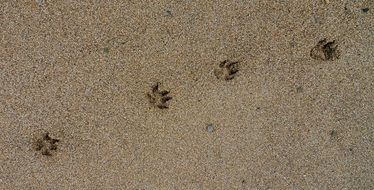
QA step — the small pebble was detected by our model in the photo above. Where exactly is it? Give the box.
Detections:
[206,124,215,133]
[165,10,172,16]
[84,88,92,97]
[361,8,369,13]
[330,129,338,139]
[36,0,45,5]
[296,86,303,93]
[104,47,109,53]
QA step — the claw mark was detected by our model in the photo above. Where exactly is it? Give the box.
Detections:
[147,82,173,109]
[214,60,240,80]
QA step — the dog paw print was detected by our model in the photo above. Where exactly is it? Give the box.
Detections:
[147,82,172,109]
[214,60,239,80]
[34,132,60,156]
[310,39,340,61]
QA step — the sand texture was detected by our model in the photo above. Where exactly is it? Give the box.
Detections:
[1,0,373,189]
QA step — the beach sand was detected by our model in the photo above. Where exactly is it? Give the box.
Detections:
[1,0,373,189]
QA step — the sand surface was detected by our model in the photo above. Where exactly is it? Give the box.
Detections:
[1,0,373,189]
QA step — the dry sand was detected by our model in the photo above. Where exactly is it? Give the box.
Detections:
[1,0,373,189]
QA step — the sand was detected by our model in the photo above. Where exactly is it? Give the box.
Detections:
[1,0,373,189]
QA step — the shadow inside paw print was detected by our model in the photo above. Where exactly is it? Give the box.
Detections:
[214,60,239,80]
[147,82,172,109]
[34,132,60,156]
[310,39,340,61]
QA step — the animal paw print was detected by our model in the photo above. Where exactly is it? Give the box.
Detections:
[214,60,239,80]
[310,39,340,61]
[147,82,172,109]
[34,132,60,156]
